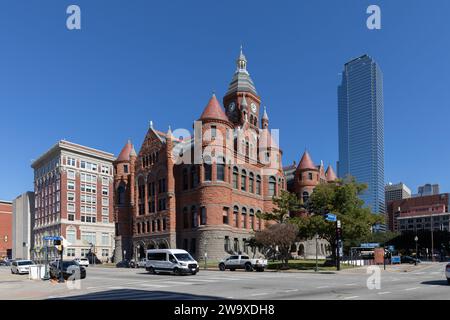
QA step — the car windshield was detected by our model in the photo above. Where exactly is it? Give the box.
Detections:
[18,261,33,266]
[174,253,194,261]
[62,261,78,268]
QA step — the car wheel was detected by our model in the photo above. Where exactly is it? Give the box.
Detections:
[447,278,450,285]
[11,269,14,274]
[148,267,155,274]
[173,267,181,276]
[245,263,253,272]
[219,263,226,271]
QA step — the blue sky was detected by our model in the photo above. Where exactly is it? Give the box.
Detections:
[1,0,450,200]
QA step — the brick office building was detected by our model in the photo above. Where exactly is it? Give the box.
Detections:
[31,140,116,262]
[114,49,286,261]
[387,193,450,233]
[0,200,13,259]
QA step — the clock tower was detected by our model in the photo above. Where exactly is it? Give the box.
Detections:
[223,47,262,129]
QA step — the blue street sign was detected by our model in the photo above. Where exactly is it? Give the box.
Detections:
[43,236,62,241]
[387,245,395,252]
[325,213,337,222]
[360,243,380,248]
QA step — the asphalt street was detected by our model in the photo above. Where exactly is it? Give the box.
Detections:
[0,262,448,300]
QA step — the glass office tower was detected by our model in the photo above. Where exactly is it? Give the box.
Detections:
[338,55,385,215]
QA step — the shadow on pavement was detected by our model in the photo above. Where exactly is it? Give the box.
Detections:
[48,289,226,300]
[421,280,449,286]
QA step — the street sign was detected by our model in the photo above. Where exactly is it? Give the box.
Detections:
[387,245,395,252]
[325,213,337,222]
[43,236,62,241]
[360,243,380,248]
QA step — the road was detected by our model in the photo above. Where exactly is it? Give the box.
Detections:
[0,262,448,300]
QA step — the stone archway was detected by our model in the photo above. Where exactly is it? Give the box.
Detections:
[147,240,157,250]
[298,244,305,257]
[158,239,170,249]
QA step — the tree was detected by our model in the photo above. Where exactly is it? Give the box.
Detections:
[254,223,298,268]
[293,177,383,261]
[258,190,301,223]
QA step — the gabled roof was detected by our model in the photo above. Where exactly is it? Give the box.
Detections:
[298,151,316,170]
[199,94,229,122]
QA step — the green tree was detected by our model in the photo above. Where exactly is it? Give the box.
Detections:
[257,190,301,223]
[293,177,383,261]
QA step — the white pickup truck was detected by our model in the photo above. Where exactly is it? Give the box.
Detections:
[218,255,268,272]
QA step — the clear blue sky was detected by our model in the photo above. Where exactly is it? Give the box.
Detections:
[1,0,450,200]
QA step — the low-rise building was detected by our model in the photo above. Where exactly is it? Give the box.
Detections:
[0,200,13,259]
[12,192,35,260]
[387,193,449,232]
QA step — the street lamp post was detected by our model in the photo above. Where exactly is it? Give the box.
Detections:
[414,236,419,266]
[431,214,435,262]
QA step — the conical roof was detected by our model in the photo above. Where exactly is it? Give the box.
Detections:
[298,151,316,170]
[325,165,337,181]
[117,140,134,162]
[199,94,229,122]
[226,47,257,96]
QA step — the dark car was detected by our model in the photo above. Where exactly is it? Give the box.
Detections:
[401,256,421,264]
[116,259,136,268]
[0,260,7,266]
[49,260,86,280]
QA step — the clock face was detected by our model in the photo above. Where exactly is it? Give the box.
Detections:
[228,102,236,112]
[251,103,257,113]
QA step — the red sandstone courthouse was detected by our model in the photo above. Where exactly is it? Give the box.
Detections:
[113,49,336,261]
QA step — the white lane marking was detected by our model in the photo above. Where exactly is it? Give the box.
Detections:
[157,281,191,286]
[183,278,217,283]
[251,292,269,297]
[413,272,425,275]
[344,296,359,300]
[317,286,330,289]
[139,283,169,288]
[378,292,391,295]
[404,287,420,291]
[284,289,299,293]
[108,286,124,289]
[345,283,357,286]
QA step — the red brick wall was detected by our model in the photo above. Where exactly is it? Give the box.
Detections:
[0,202,12,258]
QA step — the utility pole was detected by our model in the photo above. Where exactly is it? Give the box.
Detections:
[431,214,435,262]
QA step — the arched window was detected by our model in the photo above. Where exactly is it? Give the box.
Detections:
[250,209,255,230]
[217,157,225,182]
[182,168,188,190]
[157,219,161,231]
[308,172,313,180]
[233,167,239,189]
[163,218,167,231]
[256,211,262,230]
[241,207,247,229]
[256,175,261,195]
[241,170,247,191]
[204,156,212,181]
[302,191,310,203]
[233,206,239,227]
[117,184,126,205]
[191,206,198,228]
[137,223,141,234]
[183,207,188,229]
[249,173,254,193]
[268,176,276,196]
[147,221,151,233]
[245,138,250,157]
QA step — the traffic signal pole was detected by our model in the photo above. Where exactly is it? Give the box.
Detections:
[336,220,341,271]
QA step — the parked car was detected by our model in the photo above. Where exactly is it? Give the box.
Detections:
[145,249,199,275]
[401,256,421,264]
[11,260,35,274]
[0,260,7,266]
[219,255,268,272]
[49,260,86,280]
[445,263,450,285]
[116,259,132,268]
[137,258,147,268]
[74,258,89,267]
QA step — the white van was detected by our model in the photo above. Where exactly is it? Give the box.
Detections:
[145,249,199,275]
